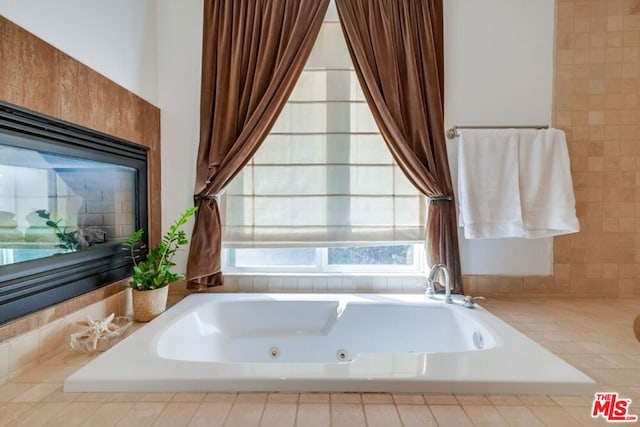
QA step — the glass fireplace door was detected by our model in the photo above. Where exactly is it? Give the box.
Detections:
[0,144,137,266]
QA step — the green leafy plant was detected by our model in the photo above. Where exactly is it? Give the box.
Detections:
[36,209,85,251]
[122,207,197,291]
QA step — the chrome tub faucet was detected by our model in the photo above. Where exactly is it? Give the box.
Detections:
[425,263,453,304]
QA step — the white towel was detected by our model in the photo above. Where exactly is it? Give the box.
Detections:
[457,128,579,239]
[518,129,579,238]
[458,130,524,239]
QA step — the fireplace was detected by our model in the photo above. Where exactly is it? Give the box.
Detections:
[0,101,148,324]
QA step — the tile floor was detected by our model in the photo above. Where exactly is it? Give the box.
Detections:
[0,297,639,426]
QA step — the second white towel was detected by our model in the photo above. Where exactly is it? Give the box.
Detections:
[457,128,579,239]
[518,129,579,238]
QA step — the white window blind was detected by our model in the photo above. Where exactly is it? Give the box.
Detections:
[221,21,425,248]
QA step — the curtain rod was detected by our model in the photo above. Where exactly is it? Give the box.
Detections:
[445,125,549,139]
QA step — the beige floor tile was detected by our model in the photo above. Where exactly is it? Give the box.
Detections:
[138,393,175,402]
[462,405,509,427]
[223,402,265,427]
[579,341,640,355]
[107,393,143,403]
[42,386,78,403]
[188,402,232,427]
[559,353,619,369]
[116,402,166,427]
[171,393,205,403]
[260,402,297,427]
[600,354,640,368]
[266,392,298,403]
[363,404,402,427]
[396,405,437,427]
[152,402,199,427]
[487,395,523,406]
[73,392,114,402]
[16,402,69,427]
[0,382,33,402]
[38,347,68,366]
[299,393,330,403]
[392,393,425,405]
[11,365,71,383]
[78,402,133,427]
[296,403,330,427]
[331,403,366,427]
[203,393,236,402]
[38,365,79,383]
[423,393,458,405]
[429,405,473,426]
[42,402,102,427]
[47,350,88,368]
[0,402,34,427]
[542,341,592,354]
[186,402,232,427]
[494,406,544,427]
[528,406,582,427]
[516,394,556,406]
[563,405,610,426]
[12,382,61,402]
[455,395,491,405]
[587,368,640,387]
[330,392,362,403]
[549,395,593,406]
[361,393,393,404]
[234,392,268,403]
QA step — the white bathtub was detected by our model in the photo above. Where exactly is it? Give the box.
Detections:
[65,293,595,394]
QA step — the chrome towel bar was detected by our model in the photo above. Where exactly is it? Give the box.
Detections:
[446,125,549,139]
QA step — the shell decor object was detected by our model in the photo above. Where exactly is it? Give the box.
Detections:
[70,313,133,353]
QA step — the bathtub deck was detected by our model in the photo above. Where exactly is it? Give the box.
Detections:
[1,297,638,426]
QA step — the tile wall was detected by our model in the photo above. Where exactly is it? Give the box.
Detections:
[551,0,640,297]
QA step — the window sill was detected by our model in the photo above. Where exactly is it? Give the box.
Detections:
[223,271,424,278]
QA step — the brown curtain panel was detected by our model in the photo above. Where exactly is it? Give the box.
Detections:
[187,0,330,289]
[335,0,463,293]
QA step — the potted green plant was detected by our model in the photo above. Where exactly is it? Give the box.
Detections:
[123,207,197,322]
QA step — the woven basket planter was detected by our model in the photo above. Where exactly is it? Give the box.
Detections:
[131,286,169,322]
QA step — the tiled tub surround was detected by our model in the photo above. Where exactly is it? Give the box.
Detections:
[0,296,639,426]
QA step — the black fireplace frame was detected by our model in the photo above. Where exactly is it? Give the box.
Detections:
[0,101,148,324]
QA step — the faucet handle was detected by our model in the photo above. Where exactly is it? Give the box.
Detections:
[463,295,485,308]
[421,280,436,297]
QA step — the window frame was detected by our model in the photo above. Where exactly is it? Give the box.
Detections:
[222,244,425,274]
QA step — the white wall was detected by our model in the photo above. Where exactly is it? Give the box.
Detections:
[156,0,203,271]
[0,0,159,105]
[444,0,555,275]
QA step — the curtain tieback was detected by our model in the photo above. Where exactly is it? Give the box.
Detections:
[429,195,454,201]
[193,190,226,205]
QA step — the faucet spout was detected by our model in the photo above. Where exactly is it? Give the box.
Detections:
[426,263,452,304]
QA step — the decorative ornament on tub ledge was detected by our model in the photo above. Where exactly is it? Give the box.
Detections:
[70,313,133,353]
